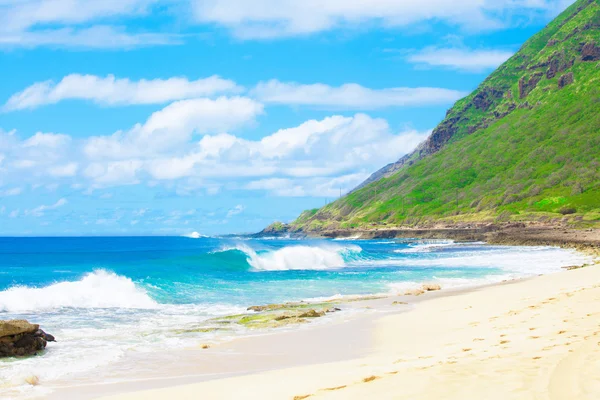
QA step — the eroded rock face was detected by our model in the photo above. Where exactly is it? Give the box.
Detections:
[581,42,600,61]
[558,72,575,88]
[0,320,55,358]
[473,87,504,111]
[519,72,544,98]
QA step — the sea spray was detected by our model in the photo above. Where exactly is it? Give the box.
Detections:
[214,243,363,271]
[0,270,158,312]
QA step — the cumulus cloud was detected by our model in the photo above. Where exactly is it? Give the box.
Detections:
[191,0,572,39]
[5,74,241,111]
[83,97,264,161]
[0,130,76,183]
[80,112,429,193]
[407,47,514,72]
[253,80,465,109]
[0,99,429,197]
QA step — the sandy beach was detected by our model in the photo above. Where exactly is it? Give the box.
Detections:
[77,254,600,400]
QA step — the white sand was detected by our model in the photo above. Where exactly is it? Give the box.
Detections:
[92,263,600,400]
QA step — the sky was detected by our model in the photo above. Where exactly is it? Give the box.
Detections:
[0,0,575,236]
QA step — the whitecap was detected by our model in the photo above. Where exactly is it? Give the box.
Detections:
[0,270,158,312]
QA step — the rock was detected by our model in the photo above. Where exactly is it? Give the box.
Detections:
[0,320,39,338]
[404,289,425,296]
[580,42,600,61]
[0,320,54,358]
[472,87,504,111]
[519,72,544,98]
[298,309,325,318]
[34,329,55,342]
[558,72,574,88]
[422,284,442,292]
[326,307,341,313]
[545,51,574,79]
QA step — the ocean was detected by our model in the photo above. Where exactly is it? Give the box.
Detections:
[0,236,590,397]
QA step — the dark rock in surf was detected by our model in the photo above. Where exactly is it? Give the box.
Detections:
[0,320,55,358]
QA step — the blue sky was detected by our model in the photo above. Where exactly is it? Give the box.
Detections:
[0,0,574,236]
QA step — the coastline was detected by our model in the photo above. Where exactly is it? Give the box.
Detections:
[259,224,600,254]
[24,231,597,399]
[87,258,600,400]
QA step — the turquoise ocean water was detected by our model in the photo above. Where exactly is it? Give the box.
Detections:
[0,236,590,397]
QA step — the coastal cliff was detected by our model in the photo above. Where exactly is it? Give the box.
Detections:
[271,0,600,234]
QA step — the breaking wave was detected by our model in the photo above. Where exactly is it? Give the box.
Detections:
[214,243,363,271]
[0,270,158,312]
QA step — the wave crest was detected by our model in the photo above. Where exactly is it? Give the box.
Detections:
[217,244,362,271]
[0,270,158,312]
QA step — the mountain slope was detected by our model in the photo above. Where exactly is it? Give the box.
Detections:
[279,0,600,233]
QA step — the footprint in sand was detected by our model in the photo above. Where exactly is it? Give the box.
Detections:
[323,386,347,391]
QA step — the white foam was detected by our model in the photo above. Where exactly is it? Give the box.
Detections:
[182,231,207,239]
[0,270,158,312]
[333,235,362,241]
[229,243,362,271]
[394,240,458,253]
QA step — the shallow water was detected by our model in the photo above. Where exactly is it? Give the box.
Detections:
[0,236,590,397]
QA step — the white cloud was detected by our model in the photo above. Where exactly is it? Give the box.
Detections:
[226,204,245,218]
[407,47,514,72]
[83,97,264,161]
[49,162,79,177]
[0,130,76,183]
[0,25,182,50]
[22,132,71,148]
[113,113,429,190]
[0,1,178,49]
[5,74,241,111]
[0,103,428,197]
[26,198,68,217]
[0,187,22,197]
[253,80,465,109]
[191,0,571,39]
[0,0,574,49]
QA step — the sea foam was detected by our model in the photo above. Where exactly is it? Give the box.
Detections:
[0,270,158,312]
[222,243,362,271]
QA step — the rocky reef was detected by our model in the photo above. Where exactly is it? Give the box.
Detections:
[0,320,55,358]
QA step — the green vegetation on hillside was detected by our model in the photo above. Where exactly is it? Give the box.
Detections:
[284,0,600,232]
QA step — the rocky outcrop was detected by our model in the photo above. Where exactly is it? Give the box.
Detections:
[0,320,55,358]
[546,51,574,79]
[472,87,504,111]
[519,72,544,98]
[580,42,600,61]
[558,72,575,88]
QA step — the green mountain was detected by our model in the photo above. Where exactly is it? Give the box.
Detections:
[274,0,600,234]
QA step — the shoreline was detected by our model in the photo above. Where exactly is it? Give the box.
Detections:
[89,258,600,400]
[44,258,595,399]
[259,225,600,254]
[26,232,598,399]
